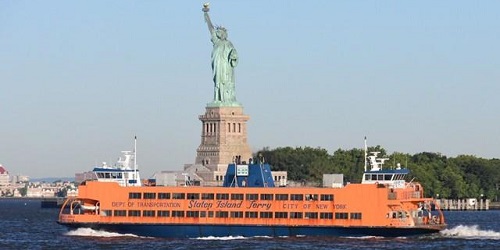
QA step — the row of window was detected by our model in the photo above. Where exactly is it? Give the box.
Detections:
[364,174,406,181]
[104,210,362,219]
[129,192,334,201]
[96,173,122,179]
[203,122,242,134]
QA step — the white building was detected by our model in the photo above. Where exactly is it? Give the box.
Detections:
[0,165,10,186]
[11,175,29,183]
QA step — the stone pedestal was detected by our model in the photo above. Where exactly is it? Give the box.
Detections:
[195,106,252,172]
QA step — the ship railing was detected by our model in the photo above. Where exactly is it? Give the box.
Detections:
[59,197,100,216]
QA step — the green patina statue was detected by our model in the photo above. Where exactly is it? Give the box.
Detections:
[203,3,240,107]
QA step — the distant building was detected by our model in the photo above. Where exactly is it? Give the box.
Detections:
[11,175,29,183]
[0,165,10,186]
[153,171,200,187]
[26,187,57,198]
[75,171,97,184]
[272,171,288,187]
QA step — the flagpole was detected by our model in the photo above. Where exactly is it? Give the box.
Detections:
[364,136,367,172]
[134,136,137,183]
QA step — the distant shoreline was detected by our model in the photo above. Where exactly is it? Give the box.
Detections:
[0,197,64,201]
[29,177,74,182]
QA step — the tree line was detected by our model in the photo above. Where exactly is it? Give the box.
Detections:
[255,146,500,201]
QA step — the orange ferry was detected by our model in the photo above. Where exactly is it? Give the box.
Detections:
[58,139,446,238]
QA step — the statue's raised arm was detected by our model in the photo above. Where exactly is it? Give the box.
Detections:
[202,3,214,35]
[202,3,239,106]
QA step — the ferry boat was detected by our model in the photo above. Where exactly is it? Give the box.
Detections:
[58,139,446,238]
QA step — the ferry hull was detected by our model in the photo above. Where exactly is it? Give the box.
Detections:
[58,222,443,238]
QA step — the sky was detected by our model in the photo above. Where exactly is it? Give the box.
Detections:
[1,1,499,178]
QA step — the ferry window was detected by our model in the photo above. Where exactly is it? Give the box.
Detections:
[129,192,142,199]
[320,194,334,201]
[158,193,170,199]
[201,193,214,200]
[350,212,362,220]
[187,211,200,218]
[305,212,318,219]
[208,211,214,218]
[305,194,317,201]
[143,210,155,217]
[158,211,170,217]
[187,193,200,199]
[320,212,333,219]
[143,192,156,199]
[276,194,289,200]
[290,194,303,201]
[128,210,141,217]
[290,212,303,219]
[245,211,258,218]
[172,193,185,199]
[335,212,348,219]
[364,174,371,181]
[101,210,112,217]
[246,193,258,200]
[200,211,207,217]
[97,173,104,178]
[384,175,392,181]
[230,211,244,218]
[105,173,110,178]
[114,210,126,217]
[231,193,244,200]
[172,211,185,217]
[260,194,273,200]
[275,212,287,218]
[216,193,229,200]
[216,211,229,218]
[377,174,384,181]
[260,212,273,218]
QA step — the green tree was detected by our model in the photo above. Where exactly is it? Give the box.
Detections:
[256,146,500,200]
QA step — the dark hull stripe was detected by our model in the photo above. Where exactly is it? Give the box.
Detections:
[59,222,442,238]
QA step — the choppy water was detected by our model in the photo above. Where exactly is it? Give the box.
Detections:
[1,199,499,249]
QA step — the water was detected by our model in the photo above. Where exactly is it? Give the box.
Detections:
[1,199,499,249]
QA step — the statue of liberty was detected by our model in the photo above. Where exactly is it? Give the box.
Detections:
[203,3,239,106]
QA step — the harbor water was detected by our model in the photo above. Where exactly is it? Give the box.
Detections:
[0,199,499,249]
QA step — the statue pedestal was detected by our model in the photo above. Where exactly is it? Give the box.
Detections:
[195,105,252,172]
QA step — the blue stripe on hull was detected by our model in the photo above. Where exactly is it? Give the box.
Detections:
[59,223,440,238]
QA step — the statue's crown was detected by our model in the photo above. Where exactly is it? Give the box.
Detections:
[216,25,226,32]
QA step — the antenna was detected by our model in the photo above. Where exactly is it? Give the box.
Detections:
[364,136,367,172]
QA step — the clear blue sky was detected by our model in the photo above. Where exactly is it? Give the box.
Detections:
[1,1,499,178]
